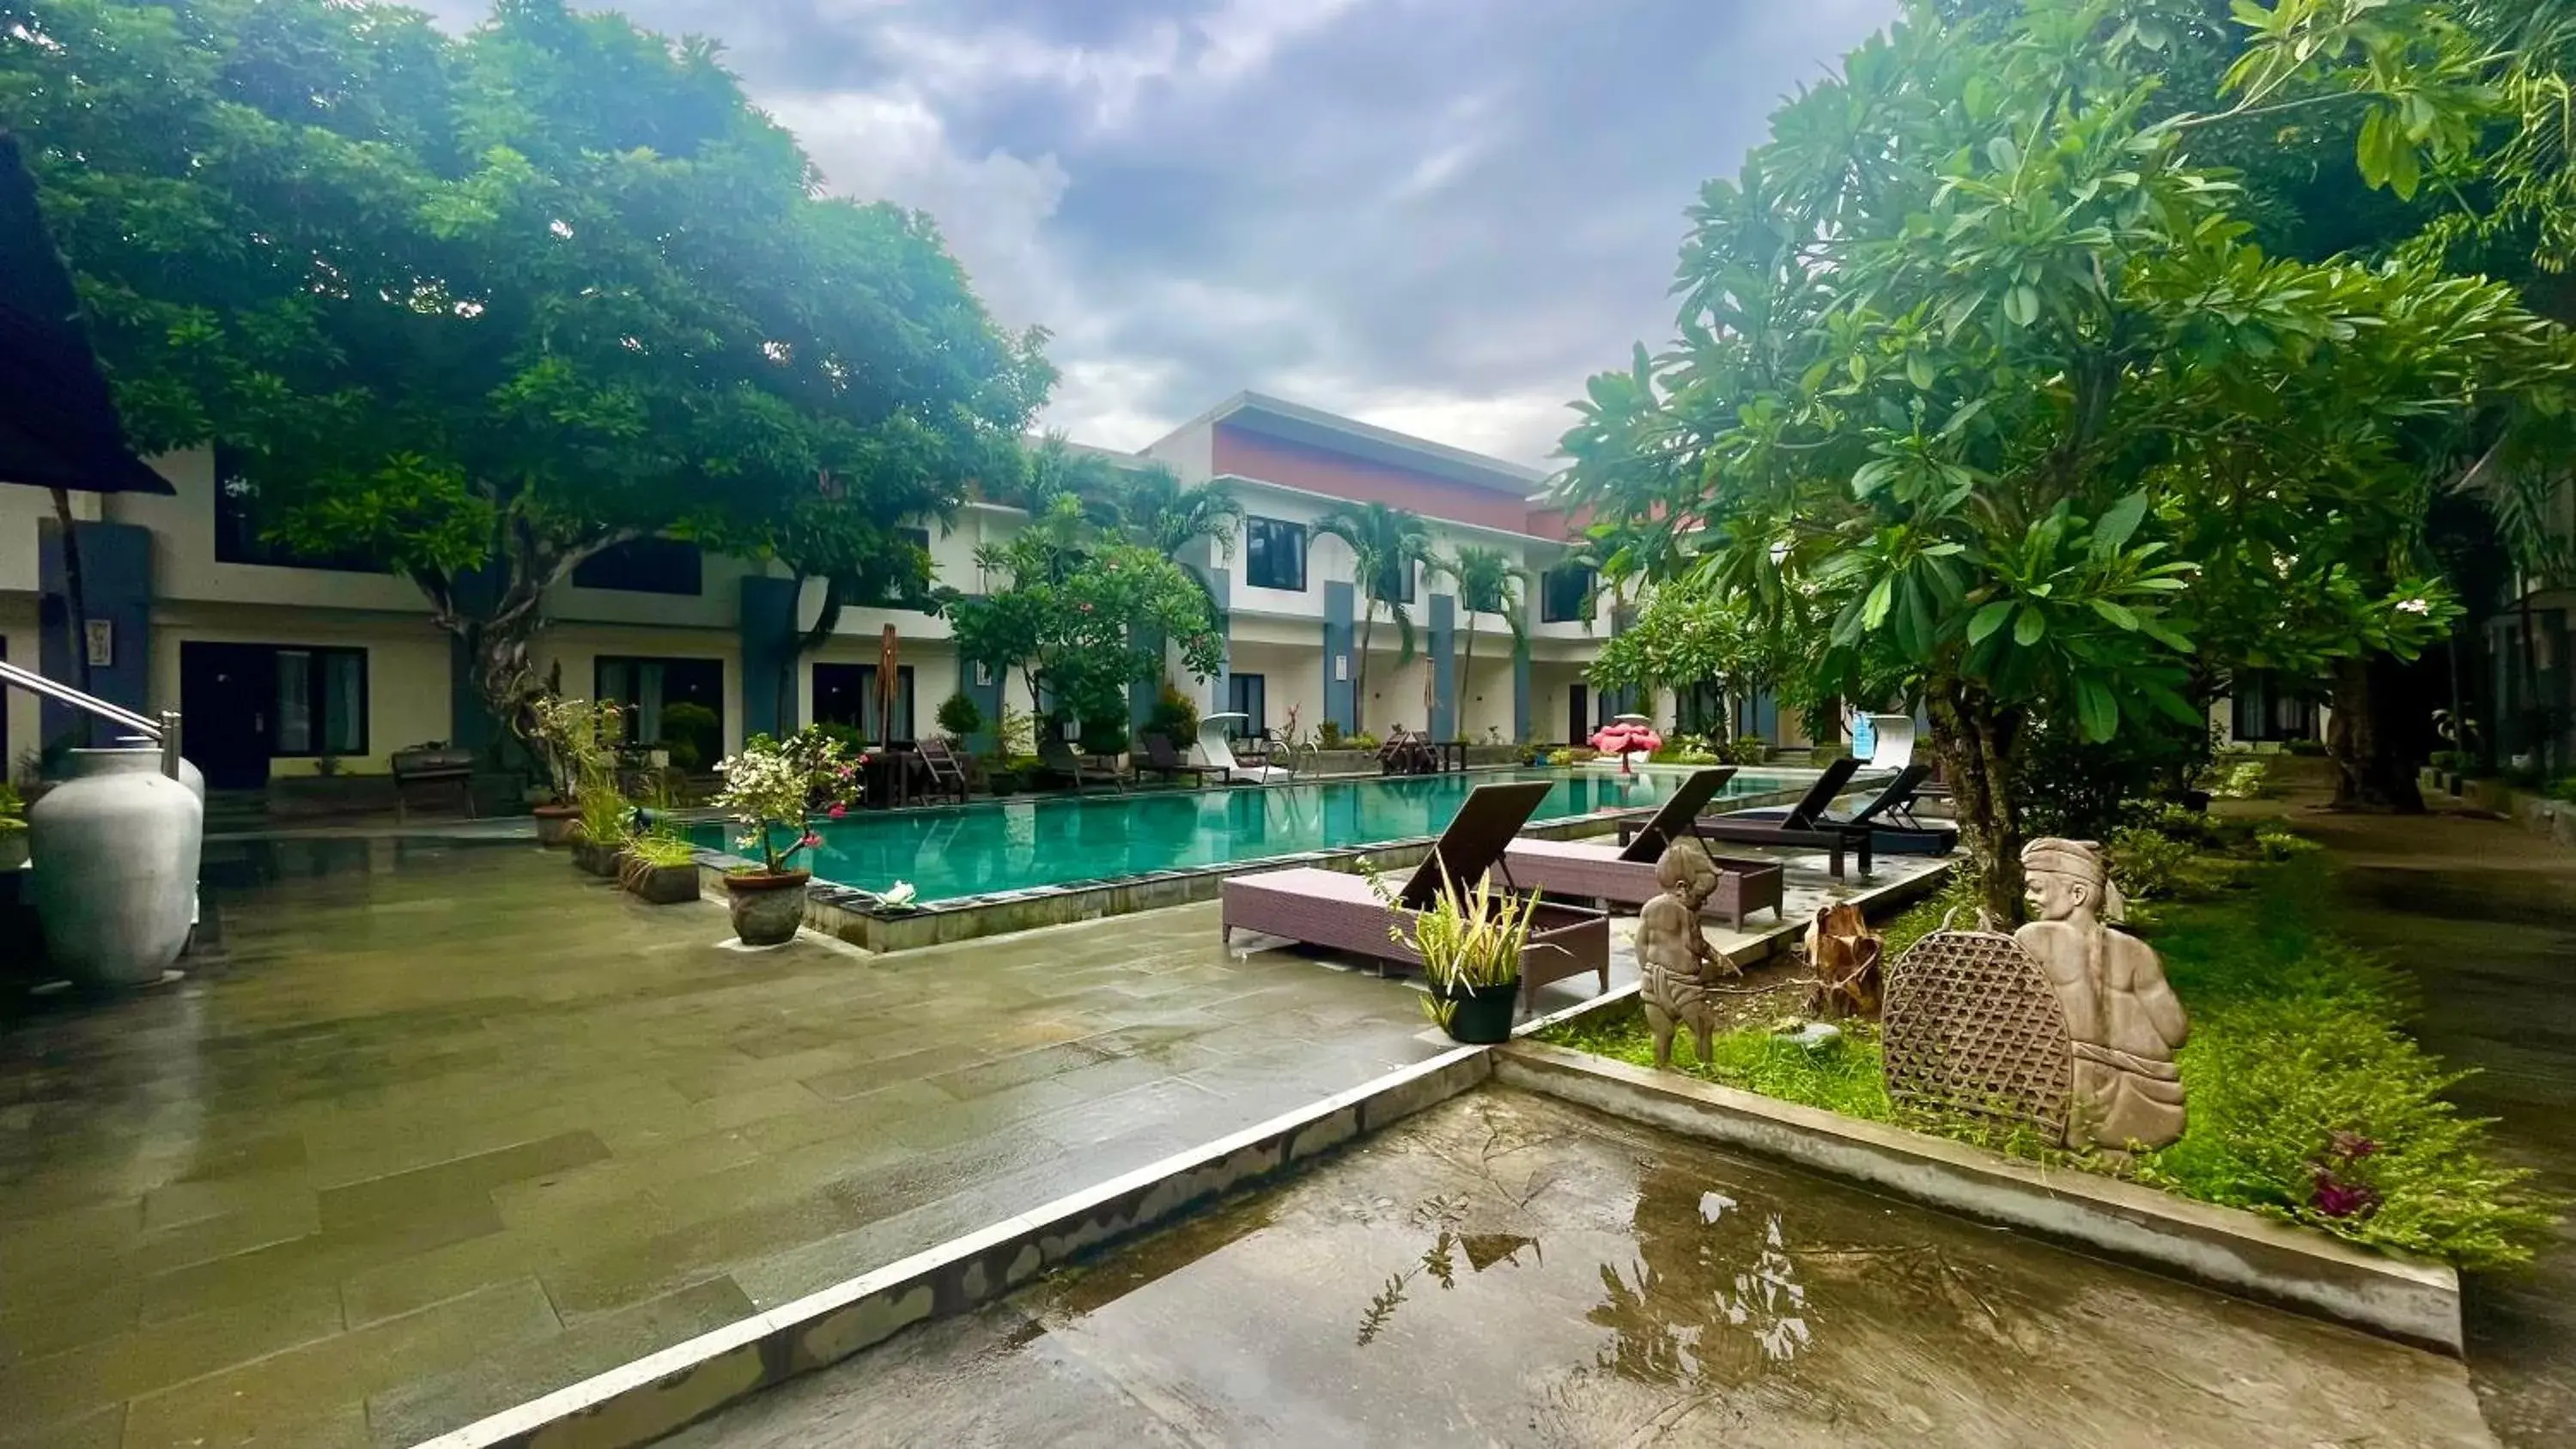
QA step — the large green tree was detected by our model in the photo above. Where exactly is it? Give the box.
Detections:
[939,496,1224,740]
[2,0,1047,743]
[1556,0,2574,916]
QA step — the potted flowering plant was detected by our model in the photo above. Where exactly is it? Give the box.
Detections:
[530,695,623,848]
[711,731,844,945]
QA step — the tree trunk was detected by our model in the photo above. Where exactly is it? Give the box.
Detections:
[1924,677,2025,925]
[2326,654,2427,812]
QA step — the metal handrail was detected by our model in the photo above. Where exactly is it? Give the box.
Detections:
[0,657,184,780]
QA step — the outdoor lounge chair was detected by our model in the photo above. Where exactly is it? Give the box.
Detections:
[1498,767,1786,929]
[1198,712,1292,785]
[914,737,973,805]
[1628,755,1876,879]
[1220,779,1612,1010]
[1036,736,1129,793]
[1724,761,1954,855]
[1138,731,1227,786]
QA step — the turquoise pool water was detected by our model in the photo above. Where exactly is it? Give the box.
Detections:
[694,767,1807,905]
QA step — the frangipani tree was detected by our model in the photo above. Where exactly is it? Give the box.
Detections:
[1556,0,2574,917]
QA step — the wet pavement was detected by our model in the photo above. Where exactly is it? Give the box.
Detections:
[0,838,1460,1448]
[2282,797,2576,1446]
[673,1087,2493,1448]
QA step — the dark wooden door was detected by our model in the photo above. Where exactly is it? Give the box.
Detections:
[179,642,276,789]
[1568,683,1589,747]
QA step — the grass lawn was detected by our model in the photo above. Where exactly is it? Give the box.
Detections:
[1540,848,2558,1271]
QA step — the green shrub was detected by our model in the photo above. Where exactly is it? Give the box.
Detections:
[2544,774,2576,803]
[1649,731,1722,765]
[935,691,983,743]
[1145,682,1198,746]
[1316,719,1344,749]
[2108,826,2202,903]
[1346,731,1381,752]
[0,781,23,834]
[810,720,868,755]
[1552,855,2560,1271]
[658,701,720,771]
[1722,736,1772,766]
[626,834,696,869]
[2281,737,2328,757]
[1078,717,1132,756]
[1543,747,1572,767]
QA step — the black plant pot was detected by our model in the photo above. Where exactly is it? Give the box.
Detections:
[1435,980,1520,1045]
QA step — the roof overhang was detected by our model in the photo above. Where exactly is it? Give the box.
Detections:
[1182,391,1550,498]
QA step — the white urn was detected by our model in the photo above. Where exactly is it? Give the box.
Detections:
[29,749,204,988]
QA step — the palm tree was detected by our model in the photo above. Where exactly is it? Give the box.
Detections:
[1441,546,1525,741]
[1314,501,1434,733]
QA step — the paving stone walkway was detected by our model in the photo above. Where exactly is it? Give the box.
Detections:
[0,838,1457,1448]
[2277,792,2576,1446]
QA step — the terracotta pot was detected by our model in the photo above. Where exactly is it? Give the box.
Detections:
[629,863,701,905]
[532,803,580,848]
[724,870,810,945]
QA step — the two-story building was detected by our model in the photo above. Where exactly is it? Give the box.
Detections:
[4,391,1637,788]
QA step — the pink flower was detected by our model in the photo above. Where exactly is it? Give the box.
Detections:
[799,832,823,849]
[828,804,847,820]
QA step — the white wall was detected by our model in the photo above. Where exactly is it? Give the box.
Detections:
[148,604,453,776]
[111,449,437,614]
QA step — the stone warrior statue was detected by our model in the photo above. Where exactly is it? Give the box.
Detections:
[2014,838,2190,1152]
[1637,839,1738,1069]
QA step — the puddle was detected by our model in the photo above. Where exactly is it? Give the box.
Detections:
[675,1088,2494,1447]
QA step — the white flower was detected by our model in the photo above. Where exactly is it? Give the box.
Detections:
[2395,597,2430,615]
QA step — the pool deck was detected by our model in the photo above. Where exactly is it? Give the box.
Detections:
[0,831,1935,1449]
[667,1088,2494,1448]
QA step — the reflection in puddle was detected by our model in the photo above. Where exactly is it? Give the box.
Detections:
[1591,1173,1814,1389]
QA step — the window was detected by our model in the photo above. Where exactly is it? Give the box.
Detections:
[271,647,368,756]
[596,658,725,763]
[213,451,384,573]
[1388,561,1417,605]
[1245,517,1307,591]
[2232,671,2318,743]
[1227,673,1266,737]
[1540,565,1595,624]
[861,528,935,609]
[573,537,702,596]
[813,663,915,743]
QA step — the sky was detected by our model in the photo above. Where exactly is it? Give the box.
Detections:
[418,0,1899,467]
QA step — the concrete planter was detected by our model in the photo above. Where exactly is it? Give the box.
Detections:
[28,749,204,989]
[570,840,623,876]
[532,803,580,848]
[627,863,701,905]
[725,870,810,944]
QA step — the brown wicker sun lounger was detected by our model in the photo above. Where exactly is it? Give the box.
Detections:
[1037,735,1129,792]
[1139,731,1226,785]
[1501,767,1786,927]
[1220,779,1610,1009]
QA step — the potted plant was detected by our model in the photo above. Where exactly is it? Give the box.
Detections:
[570,782,633,876]
[936,690,983,747]
[619,832,702,904]
[712,732,839,946]
[0,783,26,872]
[1370,854,1548,1045]
[530,695,622,848]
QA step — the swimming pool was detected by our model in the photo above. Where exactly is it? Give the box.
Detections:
[692,767,1809,906]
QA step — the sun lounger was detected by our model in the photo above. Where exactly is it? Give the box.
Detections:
[1500,767,1786,927]
[1220,779,1611,1009]
[1724,761,1954,855]
[1036,736,1129,792]
[1138,731,1226,786]
[1634,755,1875,878]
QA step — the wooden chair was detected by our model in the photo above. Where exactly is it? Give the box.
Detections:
[914,737,973,805]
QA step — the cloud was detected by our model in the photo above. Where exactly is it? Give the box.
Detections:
[420,0,1904,467]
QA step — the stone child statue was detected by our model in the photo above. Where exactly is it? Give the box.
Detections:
[2014,838,2190,1153]
[1637,838,1737,1069]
